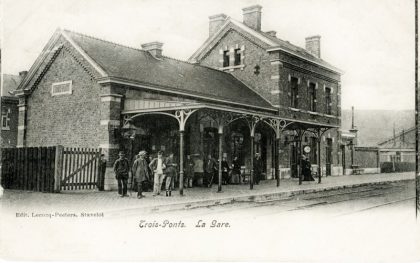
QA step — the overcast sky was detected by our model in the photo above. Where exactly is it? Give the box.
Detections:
[1,0,415,110]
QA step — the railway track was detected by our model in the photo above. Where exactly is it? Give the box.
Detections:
[162,180,415,218]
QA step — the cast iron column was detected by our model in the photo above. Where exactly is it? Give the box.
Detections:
[218,126,223,192]
[179,130,184,195]
[317,137,322,184]
[250,135,254,190]
[275,136,280,187]
[298,139,303,185]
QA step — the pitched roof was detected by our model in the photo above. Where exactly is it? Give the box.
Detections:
[189,17,342,74]
[54,30,274,110]
[377,126,415,149]
[1,74,21,97]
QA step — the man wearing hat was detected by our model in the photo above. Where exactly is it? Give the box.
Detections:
[113,151,130,197]
[149,151,166,196]
[254,153,263,185]
[131,150,150,198]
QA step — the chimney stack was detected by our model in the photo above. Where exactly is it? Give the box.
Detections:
[242,5,262,31]
[141,42,163,58]
[209,14,227,36]
[305,35,321,58]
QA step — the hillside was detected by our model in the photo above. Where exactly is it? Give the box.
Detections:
[341,109,414,146]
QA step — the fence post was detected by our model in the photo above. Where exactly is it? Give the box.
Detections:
[54,145,64,193]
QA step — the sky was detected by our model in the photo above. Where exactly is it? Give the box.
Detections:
[1,0,415,110]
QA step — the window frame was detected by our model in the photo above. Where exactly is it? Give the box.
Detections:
[290,77,299,108]
[51,80,73,96]
[309,82,317,112]
[1,107,11,130]
[223,50,230,67]
[234,48,241,66]
[325,87,332,115]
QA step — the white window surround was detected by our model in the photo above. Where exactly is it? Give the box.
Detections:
[51,80,73,96]
[219,64,245,71]
[220,45,245,70]
[2,116,10,130]
[324,85,334,93]
[288,107,337,119]
[1,107,11,130]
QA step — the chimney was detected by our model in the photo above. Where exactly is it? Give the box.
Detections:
[209,14,227,36]
[305,35,321,58]
[141,42,163,58]
[242,5,262,31]
[266,30,276,37]
[19,71,28,81]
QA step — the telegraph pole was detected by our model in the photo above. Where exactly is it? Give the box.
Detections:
[415,0,419,217]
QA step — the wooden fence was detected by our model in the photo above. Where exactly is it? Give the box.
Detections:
[1,147,57,192]
[1,146,104,192]
[60,147,102,190]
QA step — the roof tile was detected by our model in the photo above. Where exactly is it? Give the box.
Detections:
[64,30,273,109]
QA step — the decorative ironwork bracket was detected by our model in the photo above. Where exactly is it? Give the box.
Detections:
[175,109,198,131]
[123,109,198,132]
[264,119,294,139]
[305,127,332,141]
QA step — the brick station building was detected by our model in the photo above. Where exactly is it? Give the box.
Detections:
[15,5,343,191]
[1,73,25,151]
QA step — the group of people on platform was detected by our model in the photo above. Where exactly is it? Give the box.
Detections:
[112,150,266,199]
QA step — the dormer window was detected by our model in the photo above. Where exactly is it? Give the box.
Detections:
[223,50,230,67]
[234,48,241,66]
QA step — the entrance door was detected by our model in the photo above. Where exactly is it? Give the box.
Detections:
[326,138,332,176]
[254,133,267,178]
[203,127,218,159]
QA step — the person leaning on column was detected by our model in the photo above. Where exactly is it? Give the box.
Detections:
[131,150,150,199]
[113,151,130,197]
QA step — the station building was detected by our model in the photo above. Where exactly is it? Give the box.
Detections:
[14,5,343,190]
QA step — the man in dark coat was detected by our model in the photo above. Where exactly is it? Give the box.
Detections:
[253,153,263,185]
[221,156,230,185]
[113,151,130,197]
[164,153,177,196]
[231,156,242,184]
[131,150,150,198]
[204,154,217,187]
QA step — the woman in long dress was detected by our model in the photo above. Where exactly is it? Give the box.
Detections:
[302,155,315,181]
[230,156,241,184]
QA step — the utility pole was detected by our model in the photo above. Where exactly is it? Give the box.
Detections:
[415,0,419,217]
[393,123,396,147]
